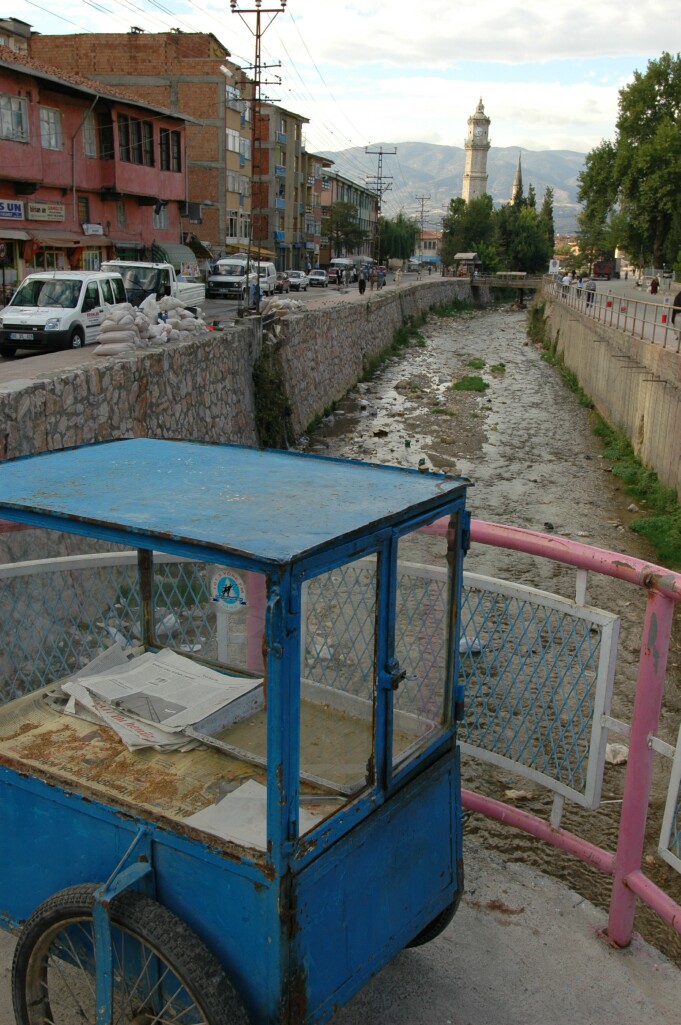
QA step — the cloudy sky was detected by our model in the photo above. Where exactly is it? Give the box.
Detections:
[12,0,675,155]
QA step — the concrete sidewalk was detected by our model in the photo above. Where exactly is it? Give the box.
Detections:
[1,840,678,1025]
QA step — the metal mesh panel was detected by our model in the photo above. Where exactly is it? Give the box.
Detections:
[0,560,140,702]
[302,559,377,700]
[458,575,616,804]
[0,555,219,703]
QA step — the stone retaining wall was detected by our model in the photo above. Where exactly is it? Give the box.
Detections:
[543,296,681,501]
[0,279,474,462]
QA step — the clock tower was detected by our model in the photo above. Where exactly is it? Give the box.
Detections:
[462,98,491,202]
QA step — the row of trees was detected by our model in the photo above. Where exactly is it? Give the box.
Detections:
[322,203,419,264]
[578,51,681,274]
[323,189,555,274]
[439,187,555,274]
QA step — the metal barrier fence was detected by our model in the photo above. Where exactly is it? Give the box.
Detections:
[544,276,681,351]
[0,521,679,949]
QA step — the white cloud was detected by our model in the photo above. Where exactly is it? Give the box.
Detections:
[10,0,677,153]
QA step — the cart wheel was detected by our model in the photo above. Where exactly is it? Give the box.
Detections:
[12,883,249,1025]
[406,893,461,948]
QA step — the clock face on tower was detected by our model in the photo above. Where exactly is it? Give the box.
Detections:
[474,127,484,138]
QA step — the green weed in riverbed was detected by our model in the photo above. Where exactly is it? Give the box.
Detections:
[467,358,486,369]
[450,375,490,393]
[593,420,681,567]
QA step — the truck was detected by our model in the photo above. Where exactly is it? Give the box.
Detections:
[592,258,620,280]
[206,257,257,301]
[101,260,205,312]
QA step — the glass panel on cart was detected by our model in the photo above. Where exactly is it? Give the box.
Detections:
[392,523,455,771]
[298,552,378,818]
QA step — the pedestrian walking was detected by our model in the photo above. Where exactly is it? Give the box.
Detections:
[369,268,377,291]
[337,268,344,289]
[584,274,596,308]
[358,269,366,295]
[650,276,660,295]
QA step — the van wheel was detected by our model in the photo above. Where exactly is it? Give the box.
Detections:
[68,329,85,349]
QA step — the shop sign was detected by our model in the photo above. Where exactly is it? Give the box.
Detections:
[83,223,104,235]
[27,202,65,222]
[0,199,24,220]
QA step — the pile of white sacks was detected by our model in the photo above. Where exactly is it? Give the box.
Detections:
[94,295,208,356]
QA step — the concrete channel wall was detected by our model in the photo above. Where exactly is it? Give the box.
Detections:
[542,294,681,501]
[0,279,473,462]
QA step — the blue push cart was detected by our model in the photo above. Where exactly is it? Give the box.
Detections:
[0,438,468,1025]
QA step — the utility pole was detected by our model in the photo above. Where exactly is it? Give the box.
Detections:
[230,0,287,314]
[365,146,395,265]
[414,194,430,265]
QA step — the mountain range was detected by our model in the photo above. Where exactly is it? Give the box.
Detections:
[320,142,586,235]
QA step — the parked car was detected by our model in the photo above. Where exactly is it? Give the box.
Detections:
[275,271,290,294]
[326,268,340,285]
[0,270,127,356]
[287,271,309,292]
[308,270,329,288]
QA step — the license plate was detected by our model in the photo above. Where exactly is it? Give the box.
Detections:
[9,332,34,341]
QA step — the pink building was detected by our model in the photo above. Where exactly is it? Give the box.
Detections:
[0,45,197,298]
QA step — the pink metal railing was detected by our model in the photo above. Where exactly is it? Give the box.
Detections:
[423,517,681,946]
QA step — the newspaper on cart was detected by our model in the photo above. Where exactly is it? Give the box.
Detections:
[60,644,262,752]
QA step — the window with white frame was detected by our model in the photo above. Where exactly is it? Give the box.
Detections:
[226,172,239,193]
[81,249,101,271]
[82,111,97,157]
[152,203,169,230]
[227,128,240,153]
[239,212,250,239]
[40,107,63,150]
[239,136,251,161]
[0,93,28,141]
[226,209,238,238]
[239,175,251,198]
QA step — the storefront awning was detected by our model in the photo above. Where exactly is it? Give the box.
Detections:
[110,239,145,251]
[152,242,199,270]
[29,230,85,247]
[0,228,31,241]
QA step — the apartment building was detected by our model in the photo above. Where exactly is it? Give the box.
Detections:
[319,171,378,266]
[28,29,252,260]
[0,45,193,294]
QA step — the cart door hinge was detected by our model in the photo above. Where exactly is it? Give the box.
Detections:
[454,682,465,722]
[461,510,472,554]
[383,657,406,691]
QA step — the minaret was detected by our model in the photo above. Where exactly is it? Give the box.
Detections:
[512,152,523,202]
[462,98,491,202]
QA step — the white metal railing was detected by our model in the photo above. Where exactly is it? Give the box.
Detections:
[545,277,681,351]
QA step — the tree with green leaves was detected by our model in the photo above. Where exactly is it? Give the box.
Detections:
[494,203,552,274]
[321,201,368,257]
[441,194,495,268]
[578,52,681,267]
[378,211,418,263]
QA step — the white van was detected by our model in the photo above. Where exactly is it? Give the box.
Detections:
[256,261,277,297]
[206,258,256,301]
[0,270,127,356]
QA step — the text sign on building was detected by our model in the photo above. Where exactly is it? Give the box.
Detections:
[27,202,65,222]
[0,199,25,220]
